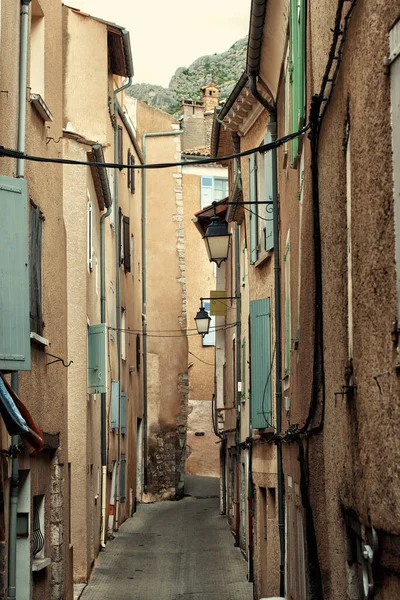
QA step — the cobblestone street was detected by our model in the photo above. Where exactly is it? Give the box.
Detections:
[79,477,253,600]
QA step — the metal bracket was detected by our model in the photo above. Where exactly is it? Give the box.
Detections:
[46,352,73,368]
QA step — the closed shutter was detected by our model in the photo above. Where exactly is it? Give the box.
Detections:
[264,133,275,252]
[0,176,31,371]
[249,154,258,264]
[30,201,43,335]
[87,323,107,394]
[121,391,127,435]
[127,149,131,190]
[123,216,130,272]
[120,454,126,503]
[118,125,123,164]
[290,0,306,164]
[130,155,136,194]
[111,380,119,429]
[250,298,272,429]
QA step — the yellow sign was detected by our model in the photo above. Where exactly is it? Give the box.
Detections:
[210,290,227,316]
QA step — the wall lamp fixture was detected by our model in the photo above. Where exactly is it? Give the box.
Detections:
[204,200,273,267]
[194,296,239,336]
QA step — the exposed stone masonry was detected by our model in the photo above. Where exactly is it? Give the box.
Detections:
[50,455,64,600]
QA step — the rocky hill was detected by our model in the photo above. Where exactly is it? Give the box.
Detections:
[128,37,247,115]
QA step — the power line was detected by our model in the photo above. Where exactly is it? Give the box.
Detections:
[0,124,310,172]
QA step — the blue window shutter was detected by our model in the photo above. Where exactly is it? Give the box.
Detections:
[87,324,107,393]
[264,133,275,252]
[249,155,258,264]
[121,391,127,435]
[111,380,119,429]
[250,298,272,429]
[0,177,31,371]
[120,454,126,503]
[200,176,213,209]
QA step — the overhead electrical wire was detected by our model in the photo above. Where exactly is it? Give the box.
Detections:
[0,124,310,171]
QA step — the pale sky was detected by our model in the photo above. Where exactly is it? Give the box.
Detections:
[68,0,252,87]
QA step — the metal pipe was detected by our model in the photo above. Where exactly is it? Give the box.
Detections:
[100,203,112,548]
[8,374,19,600]
[269,118,285,597]
[113,77,132,530]
[141,127,184,494]
[17,0,31,179]
[248,74,276,115]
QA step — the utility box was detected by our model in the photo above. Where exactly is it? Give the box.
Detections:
[0,176,31,371]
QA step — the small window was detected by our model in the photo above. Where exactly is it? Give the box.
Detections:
[30,201,43,335]
[32,495,45,559]
[214,178,228,201]
[202,301,215,346]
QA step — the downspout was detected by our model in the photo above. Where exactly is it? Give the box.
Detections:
[8,3,31,599]
[113,76,132,531]
[269,118,285,597]
[235,225,242,548]
[141,127,184,494]
[100,204,112,548]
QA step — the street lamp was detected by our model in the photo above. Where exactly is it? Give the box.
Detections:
[203,202,231,267]
[194,304,211,336]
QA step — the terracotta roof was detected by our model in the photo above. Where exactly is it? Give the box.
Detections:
[182,147,211,157]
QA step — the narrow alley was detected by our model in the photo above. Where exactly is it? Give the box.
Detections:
[79,477,253,600]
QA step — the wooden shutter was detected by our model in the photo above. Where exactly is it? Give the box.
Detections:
[87,323,107,394]
[119,208,123,265]
[249,154,258,264]
[118,125,123,165]
[127,149,131,190]
[30,201,43,335]
[123,216,130,272]
[130,155,135,194]
[111,380,119,429]
[121,392,127,435]
[264,132,275,252]
[136,334,140,371]
[250,298,272,429]
[290,0,306,165]
[120,454,126,503]
[0,176,31,371]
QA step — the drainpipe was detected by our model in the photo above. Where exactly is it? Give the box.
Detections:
[100,203,112,548]
[235,225,241,548]
[8,3,31,599]
[268,118,285,597]
[112,77,132,531]
[141,127,184,494]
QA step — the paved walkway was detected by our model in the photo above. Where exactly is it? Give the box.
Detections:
[80,476,253,600]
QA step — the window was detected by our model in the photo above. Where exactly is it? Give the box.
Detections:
[121,308,126,360]
[202,301,215,346]
[284,232,291,378]
[32,495,45,559]
[127,149,135,194]
[250,297,272,428]
[30,1,45,98]
[290,0,306,165]
[123,216,131,272]
[30,201,43,335]
[200,176,228,208]
[249,154,258,264]
[249,138,275,265]
[87,192,93,272]
[87,323,107,394]
[111,380,119,429]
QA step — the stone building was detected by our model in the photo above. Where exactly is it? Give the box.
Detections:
[62,6,143,583]
[0,1,72,598]
[180,83,220,152]
[202,0,400,598]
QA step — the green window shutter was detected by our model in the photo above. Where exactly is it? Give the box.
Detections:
[121,391,127,435]
[290,0,306,165]
[0,176,31,371]
[111,380,119,429]
[87,323,107,393]
[249,154,258,264]
[250,298,272,429]
[264,132,275,252]
[120,454,126,503]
